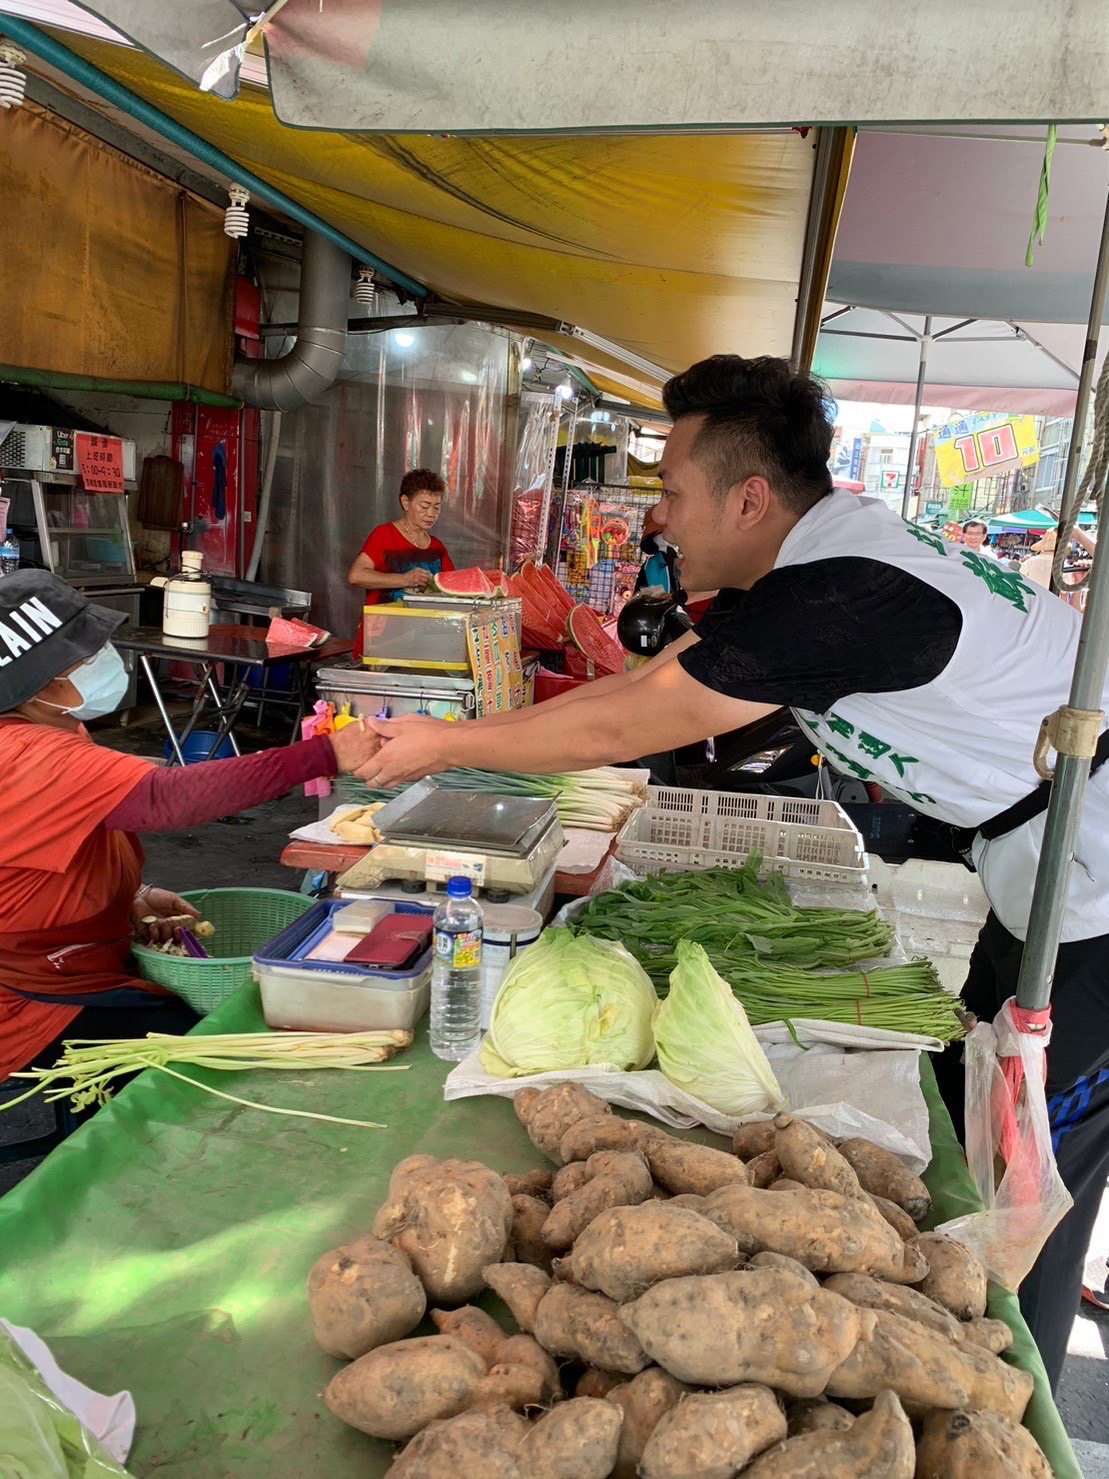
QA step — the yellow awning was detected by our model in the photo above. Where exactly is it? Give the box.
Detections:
[50,35,834,391]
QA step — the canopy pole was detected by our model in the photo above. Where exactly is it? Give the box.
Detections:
[546,401,580,567]
[900,316,932,521]
[1014,186,1109,1015]
[1053,183,1109,585]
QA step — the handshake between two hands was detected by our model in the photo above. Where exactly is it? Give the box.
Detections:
[328,713,452,789]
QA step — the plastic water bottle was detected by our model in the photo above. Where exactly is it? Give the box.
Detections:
[0,530,18,576]
[429,877,484,1061]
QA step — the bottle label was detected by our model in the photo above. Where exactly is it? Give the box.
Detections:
[436,928,482,970]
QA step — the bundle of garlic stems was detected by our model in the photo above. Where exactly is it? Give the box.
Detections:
[4,1029,414,1128]
[336,765,646,830]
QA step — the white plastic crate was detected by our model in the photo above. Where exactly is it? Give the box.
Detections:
[615,787,866,884]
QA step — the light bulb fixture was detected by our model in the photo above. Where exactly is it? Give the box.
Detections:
[556,380,574,399]
[393,330,416,348]
[0,44,27,110]
[521,356,534,371]
[354,265,376,306]
[223,185,251,239]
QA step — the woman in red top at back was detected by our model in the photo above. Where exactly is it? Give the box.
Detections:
[347,468,454,661]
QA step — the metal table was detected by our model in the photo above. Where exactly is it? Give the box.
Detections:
[112,624,353,765]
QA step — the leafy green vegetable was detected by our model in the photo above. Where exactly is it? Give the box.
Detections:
[0,1332,133,1478]
[653,941,786,1116]
[481,928,657,1076]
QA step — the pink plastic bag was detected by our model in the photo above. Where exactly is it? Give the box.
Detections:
[936,997,1073,1289]
[301,702,334,798]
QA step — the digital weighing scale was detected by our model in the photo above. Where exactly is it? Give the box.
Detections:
[336,781,564,897]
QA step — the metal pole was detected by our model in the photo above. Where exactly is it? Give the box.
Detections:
[546,400,579,568]
[1052,184,1109,581]
[1014,188,1109,1013]
[900,316,932,521]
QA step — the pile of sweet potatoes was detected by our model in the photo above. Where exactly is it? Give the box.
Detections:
[307,1084,1051,1477]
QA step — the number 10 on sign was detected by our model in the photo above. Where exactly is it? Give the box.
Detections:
[953,422,1020,476]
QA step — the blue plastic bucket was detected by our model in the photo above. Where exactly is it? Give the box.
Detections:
[165,730,235,764]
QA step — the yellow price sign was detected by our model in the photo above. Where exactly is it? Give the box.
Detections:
[934,415,1040,489]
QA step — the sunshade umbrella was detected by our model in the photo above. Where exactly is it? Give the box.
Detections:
[987,511,1057,530]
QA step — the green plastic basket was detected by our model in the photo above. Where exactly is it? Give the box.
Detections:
[132,888,316,1015]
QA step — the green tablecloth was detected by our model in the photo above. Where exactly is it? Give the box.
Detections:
[0,987,1081,1479]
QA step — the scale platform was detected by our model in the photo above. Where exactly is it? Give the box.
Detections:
[337,783,564,897]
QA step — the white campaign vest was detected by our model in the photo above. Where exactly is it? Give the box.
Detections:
[779,493,1109,942]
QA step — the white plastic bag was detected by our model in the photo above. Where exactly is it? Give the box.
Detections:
[936,997,1073,1289]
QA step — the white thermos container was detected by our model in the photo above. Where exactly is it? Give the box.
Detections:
[480,905,543,1029]
[152,550,212,640]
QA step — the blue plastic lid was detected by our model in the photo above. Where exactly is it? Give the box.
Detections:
[447,876,473,899]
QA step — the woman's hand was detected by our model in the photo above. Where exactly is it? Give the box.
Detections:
[131,887,200,945]
[360,716,456,787]
[329,716,383,774]
[399,568,432,590]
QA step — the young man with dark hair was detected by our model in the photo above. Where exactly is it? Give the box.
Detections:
[364,354,1109,1390]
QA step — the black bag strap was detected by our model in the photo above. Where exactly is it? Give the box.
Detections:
[978,726,1109,842]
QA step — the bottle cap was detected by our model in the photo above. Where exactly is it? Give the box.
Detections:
[447,876,472,899]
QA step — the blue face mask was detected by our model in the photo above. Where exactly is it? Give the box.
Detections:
[43,644,130,720]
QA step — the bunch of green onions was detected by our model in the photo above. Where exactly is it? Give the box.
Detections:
[3,1030,413,1128]
[336,765,647,831]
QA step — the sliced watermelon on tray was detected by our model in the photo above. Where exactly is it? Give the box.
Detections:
[522,560,575,622]
[567,602,626,676]
[507,571,567,648]
[431,567,494,597]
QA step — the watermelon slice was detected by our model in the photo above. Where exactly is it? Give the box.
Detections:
[486,569,510,596]
[522,561,575,622]
[432,567,494,597]
[266,616,328,648]
[507,570,567,648]
[567,603,626,676]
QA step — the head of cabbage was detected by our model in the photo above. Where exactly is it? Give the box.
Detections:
[653,939,785,1117]
[481,928,657,1077]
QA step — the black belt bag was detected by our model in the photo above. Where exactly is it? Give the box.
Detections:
[952,727,1109,862]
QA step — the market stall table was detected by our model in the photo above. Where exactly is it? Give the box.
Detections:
[0,985,1081,1479]
[112,624,353,765]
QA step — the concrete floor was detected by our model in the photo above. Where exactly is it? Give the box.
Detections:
[2,707,1108,1470]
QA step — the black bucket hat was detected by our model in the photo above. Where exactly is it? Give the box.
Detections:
[0,570,126,713]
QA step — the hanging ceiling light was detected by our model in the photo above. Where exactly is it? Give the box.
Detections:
[223,185,251,239]
[354,265,376,306]
[0,44,27,110]
[556,380,574,400]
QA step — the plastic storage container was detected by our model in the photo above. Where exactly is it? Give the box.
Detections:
[253,900,435,1032]
[615,787,866,885]
[361,605,471,670]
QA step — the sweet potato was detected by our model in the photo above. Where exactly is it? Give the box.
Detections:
[744,1388,914,1478]
[639,1382,786,1479]
[703,1183,929,1283]
[483,1262,551,1334]
[618,1267,865,1397]
[768,1177,806,1193]
[522,1396,624,1479]
[667,1192,707,1210]
[472,1361,547,1410]
[643,1131,749,1196]
[775,1114,862,1198]
[910,1233,988,1321]
[961,1318,1014,1356]
[566,1201,740,1300]
[576,1367,630,1399]
[869,1193,919,1241]
[504,1169,553,1201]
[732,1120,777,1160]
[559,1115,649,1162]
[785,1398,855,1435]
[837,1137,931,1222]
[914,1407,1052,1477]
[307,1234,426,1359]
[550,1160,593,1202]
[323,1334,488,1440]
[747,1150,785,1187]
[540,1149,654,1251]
[430,1305,506,1367]
[372,1156,513,1303]
[747,1251,819,1286]
[823,1272,966,1345]
[386,1405,527,1478]
[515,1083,611,1164]
[510,1193,554,1271]
[533,1282,651,1374]
[826,1309,1033,1422]
[496,1335,561,1398]
[606,1368,688,1479]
